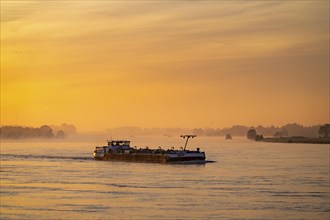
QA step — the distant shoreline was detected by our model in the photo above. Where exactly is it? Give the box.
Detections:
[258,137,330,144]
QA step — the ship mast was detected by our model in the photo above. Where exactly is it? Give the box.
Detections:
[181,135,197,150]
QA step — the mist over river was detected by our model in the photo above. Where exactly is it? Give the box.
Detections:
[1,137,329,219]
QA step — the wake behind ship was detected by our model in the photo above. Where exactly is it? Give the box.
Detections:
[93,135,206,164]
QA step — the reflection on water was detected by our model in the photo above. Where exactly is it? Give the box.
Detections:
[1,137,329,219]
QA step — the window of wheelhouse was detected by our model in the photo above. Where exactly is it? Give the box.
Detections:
[120,141,130,146]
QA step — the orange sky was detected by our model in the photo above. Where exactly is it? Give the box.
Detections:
[1,1,329,132]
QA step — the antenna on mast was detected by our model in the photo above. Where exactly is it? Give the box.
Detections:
[180,135,197,151]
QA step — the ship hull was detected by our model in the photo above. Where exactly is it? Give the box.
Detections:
[94,152,205,164]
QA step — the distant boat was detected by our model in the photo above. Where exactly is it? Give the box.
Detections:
[93,135,206,164]
[225,134,232,140]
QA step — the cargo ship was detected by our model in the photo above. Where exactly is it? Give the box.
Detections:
[93,135,206,164]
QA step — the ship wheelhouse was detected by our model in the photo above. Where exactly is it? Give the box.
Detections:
[107,140,131,152]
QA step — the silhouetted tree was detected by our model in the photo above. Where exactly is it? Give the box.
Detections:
[247,128,257,140]
[56,130,65,138]
[60,123,77,135]
[319,124,330,138]
[192,128,204,136]
[273,129,289,138]
[0,125,55,139]
[39,125,54,138]
[204,128,216,136]
[255,134,264,141]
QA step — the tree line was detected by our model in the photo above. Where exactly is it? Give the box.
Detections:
[247,123,330,140]
[103,123,323,138]
[0,124,76,139]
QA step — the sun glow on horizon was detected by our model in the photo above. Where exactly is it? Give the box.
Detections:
[1,1,329,132]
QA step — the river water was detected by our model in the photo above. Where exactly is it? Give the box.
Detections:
[1,137,329,219]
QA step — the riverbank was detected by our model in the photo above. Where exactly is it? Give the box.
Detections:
[259,137,330,144]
